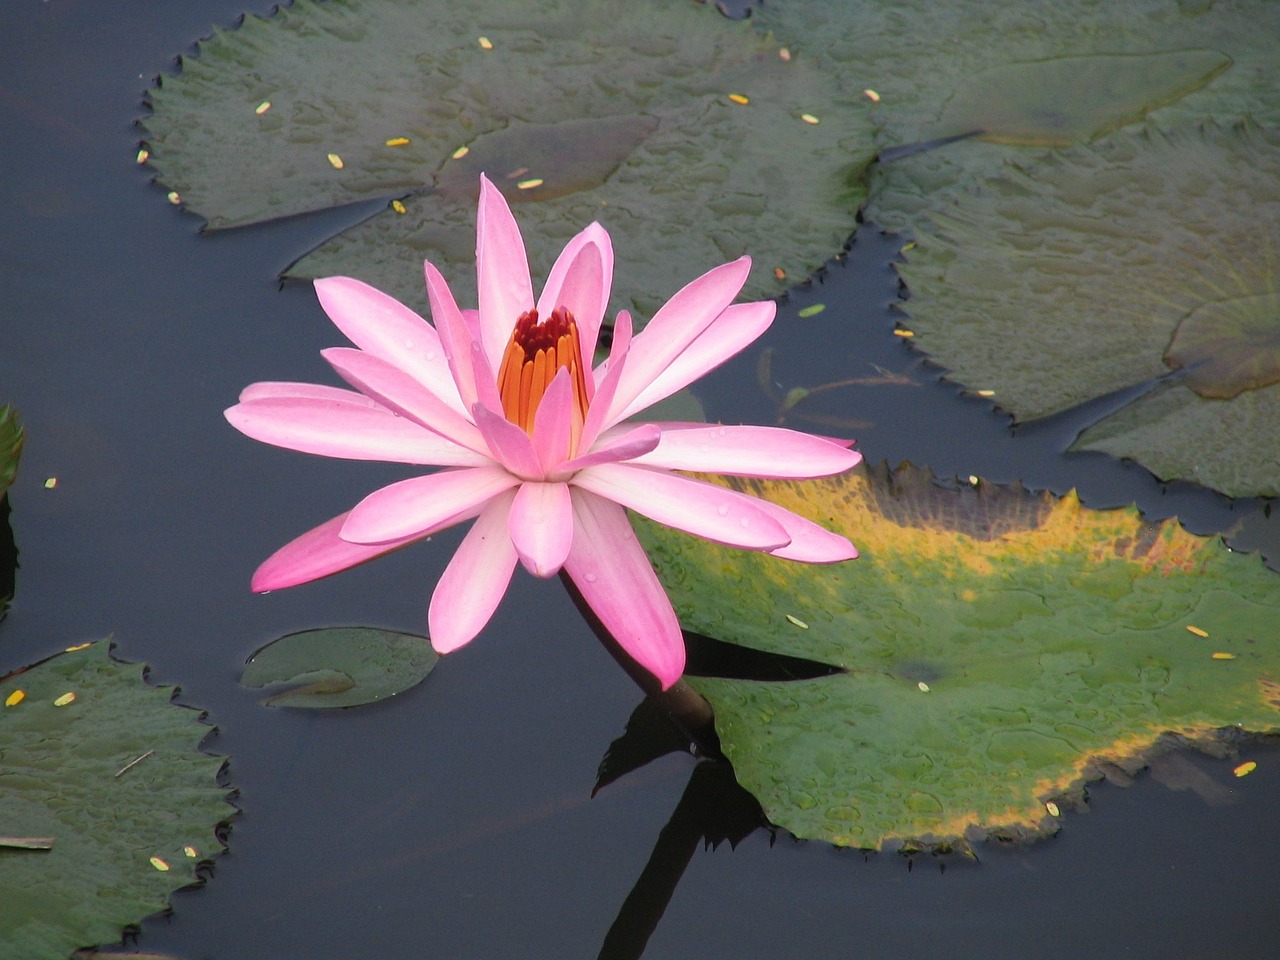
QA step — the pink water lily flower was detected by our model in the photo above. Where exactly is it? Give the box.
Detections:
[226,175,860,689]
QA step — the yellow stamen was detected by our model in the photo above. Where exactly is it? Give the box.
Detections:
[497,308,590,450]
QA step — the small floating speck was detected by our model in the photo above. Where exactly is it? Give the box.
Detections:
[326,153,344,169]
[167,190,181,205]
[451,145,470,159]
[977,389,996,397]
[1211,652,1236,660]
[800,113,820,125]
[1186,625,1209,637]
[1046,801,1061,817]
[135,148,149,164]
[773,267,786,281]
[478,36,493,50]
[4,690,24,707]
[44,477,57,489]
[391,199,407,214]
[797,304,825,318]
[785,614,809,629]
[255,100,271,115]
[385,136,411,147]
[1234,761,1257,778]
[863,88,881,102]
[516,178,544,190]
[53,692,76,707]
[505,166,529,179]
[728,93,750,105]
[917,681,930,693]
[149,856,171,872]
[893,329,914,338]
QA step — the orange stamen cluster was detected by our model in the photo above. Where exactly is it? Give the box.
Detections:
[496,307,590,446]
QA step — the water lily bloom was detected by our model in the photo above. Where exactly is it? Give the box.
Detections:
[227,175,860,689]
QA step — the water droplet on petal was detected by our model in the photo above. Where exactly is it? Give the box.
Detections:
[717,504,730,516]
[585,572,598,583]
[739,517,751,528]
[403,338,416,350]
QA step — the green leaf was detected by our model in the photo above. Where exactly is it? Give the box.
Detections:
[241,627,438,708]
[0,642,234,958]
[637,464,1280,849]
[895,122,1280,497]
[142,0,872,317]
[0,404,22,499]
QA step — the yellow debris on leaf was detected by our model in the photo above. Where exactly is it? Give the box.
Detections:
[44,477,57,489]
[64,642,92,652]
[326,153,344,170]
[167,191,181,205]
[893,329,915,338]
[977,390,996,398]
[1046,801,1061,817]
[1234,761,1257,778]
[773,267,786,281]
[863,88,881,102]
[917,681,930,693]
[4,690,24,707]
[1211,652,1236,660]
[785,614,809,629]
[516,178,544,190]
[1186,624,1209,637]
[391,200,407,214]
[149,856,171,872]
[184,845,199,858]
[385,137,411,147]
[728,93,750,105]
[53,692,76,707]
[135,148,149,164]
[255,100,271,115]
[451,145,470,159]
[800,113,820,125]
[478,36,493,50]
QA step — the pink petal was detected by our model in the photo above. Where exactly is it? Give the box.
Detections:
[226,396,490,466]
[558,423,661,475]
[571,463,790,551]
[563,489,685,689]
[428,489,519,653]
[313,277,466,416]
[425,259,481,411]
[629,424,861,477]
[530,367,574,474]
[748,494,859,563]
[476,175,534,373]
[473,403,543,480]
[341,465,518,544]
[251,511,422,592]
[508,481,573,577]
[536,222,612,365]
[322,346,488,455]
[605,256,752,427]
[239,381,379,406]
[578,310,633,453]
[617,301,775,420]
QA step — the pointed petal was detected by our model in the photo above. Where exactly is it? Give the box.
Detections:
[508,481,573,577]
[605,256,751,426]
[536,222,612,363]
[558,423,660,474]
[226,396,490,466]
[476,175,533,372]
[530,367,574,474]
[429,489,519,653]
[563,489,685,689]
[749,495,859,563]
[630,424,861,477]
[618,300,774,420]
[313,276,465,415]
[425,259,480,411]
[473,402,543,479]
[578,310,632,452]
[341,465,518,544]
[251,511,421,592]
[239,381,379,406]
[572,463,790,551]
[321,347,488,456]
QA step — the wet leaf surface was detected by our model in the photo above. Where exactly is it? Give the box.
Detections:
[1164,292,1280,399]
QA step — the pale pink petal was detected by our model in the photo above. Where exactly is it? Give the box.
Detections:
[578,310,633,453]
[629,424,861,477]
[605,256,751,427]
[429,489,519,653]
[536,222,612,365]
[617,301,775,420]
[557,423,660,475]
[572,463,790,551]
[469,340,505,417]
[473,403,543,480]
[530,367,574,474]
[239,381,379,406]
[425,259,480,411]
[251,511,423,592]
[322,347,488,455]
[508,481,573,577]
[563,489,685,689]
[476,175,534,372]
[748,494,859,563]
[313,277,465,415]
[226,397,490,466]
[341,465,519,544]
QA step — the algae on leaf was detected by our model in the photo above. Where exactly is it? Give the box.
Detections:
[0,642,234,958]
[142,0,871,315]
[637,464,1280,849]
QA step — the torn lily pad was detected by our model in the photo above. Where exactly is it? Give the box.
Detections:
[896,122,1280,497]
[0,642,233,957]
[142,0,872,315]
[636,464,1280,849]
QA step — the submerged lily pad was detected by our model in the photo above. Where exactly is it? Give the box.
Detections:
[0,642,233,957]
[637,464,1280,849]
[142,0,872,315]
[241,627,438,708]
[1,404,22,499]
[895,122,1280,497]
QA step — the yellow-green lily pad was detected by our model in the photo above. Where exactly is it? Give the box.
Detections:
[0,642,234,957]
[636,464,1280,849]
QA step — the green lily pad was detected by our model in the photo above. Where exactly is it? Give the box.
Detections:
[142,0,872,316]
[1,404,22,499]
[637,464,1280,849]
[895,122,1280,497]
[241,627,438,708]
[0,642,234,957]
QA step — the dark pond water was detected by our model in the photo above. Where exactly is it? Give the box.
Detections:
[2,2,1279,958]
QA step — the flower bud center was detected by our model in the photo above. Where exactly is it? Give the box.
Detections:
[497,307,590,445]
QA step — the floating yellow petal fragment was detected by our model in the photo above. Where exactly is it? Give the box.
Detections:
[391,199,407,214]
[773,267,786,281]
[478,36,493,50]
[451,145,470,160]
[149,856,171,872]
[44,477,57,489]
[184,845,199,858]
[893,329,915,338]
[385,137,411,147]
[917,681,931,693]
[1234,761,1257,778]
[326,153,344,170]
[977,390,996,398]
[167,190,181,205]
[64,642,92,652]
[1046,801,1061,817]
[516,178,544,190]
[785,614,809,629]
[135,148,149,164]
[1211,652,1236,660]
[863,88,881,103]
[53,692,76,707]
[4,690,24,707]
[801,113,820,125]
[255,100,271,115]
[728,93,750,105]
[968,476,980,486]
[1186,625,1209,637]
[797,304,825,318]
[778,48,792,62]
